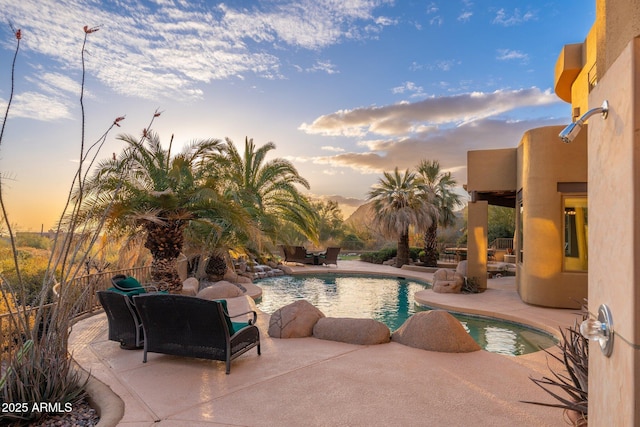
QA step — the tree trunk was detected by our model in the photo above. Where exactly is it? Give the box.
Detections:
[424,222,439,267]
[396,229,410,268]
[144,219,185,292]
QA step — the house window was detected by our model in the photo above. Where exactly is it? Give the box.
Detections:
[564,196,588,271]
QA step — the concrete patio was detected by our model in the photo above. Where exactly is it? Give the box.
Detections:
[71,260,582,426]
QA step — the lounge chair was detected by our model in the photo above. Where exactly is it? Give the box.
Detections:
[133,294,261,374]
[97,290,144,349]
[318,247,341,267]
[280,245,315,265]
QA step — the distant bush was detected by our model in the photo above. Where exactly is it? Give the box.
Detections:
[360,246,422,264]
[340,233,365,250]
[360,247,394,264]
[15,233,52,250]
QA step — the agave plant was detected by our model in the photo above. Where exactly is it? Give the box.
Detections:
[523,302,588,424]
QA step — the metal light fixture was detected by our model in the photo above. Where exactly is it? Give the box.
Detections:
[559,100,609,143]
[580,304,614,357]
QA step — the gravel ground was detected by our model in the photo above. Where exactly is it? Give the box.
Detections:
[20,398,99,427]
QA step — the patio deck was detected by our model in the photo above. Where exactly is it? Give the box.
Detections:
[70,260,582,426]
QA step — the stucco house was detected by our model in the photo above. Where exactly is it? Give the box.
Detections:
[465,0,640,424]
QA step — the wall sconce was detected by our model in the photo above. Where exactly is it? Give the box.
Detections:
[559,100,609,143]
[580,304,614,357]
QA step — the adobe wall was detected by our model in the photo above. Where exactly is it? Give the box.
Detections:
[515,126,588,309]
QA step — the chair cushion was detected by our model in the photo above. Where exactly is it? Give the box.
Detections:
[215,299,249,335]
[115,276,142,290]
[107,286,146,297]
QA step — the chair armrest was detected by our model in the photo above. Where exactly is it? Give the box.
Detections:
[227,309,258,325]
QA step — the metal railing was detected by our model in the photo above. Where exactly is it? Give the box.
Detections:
[489,238,514,250]
[1,266,151,367]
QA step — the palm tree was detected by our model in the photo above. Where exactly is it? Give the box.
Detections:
[416,160,463,267]
[220,137,319,251]
[368,168,435,267]
[80,131,250,292]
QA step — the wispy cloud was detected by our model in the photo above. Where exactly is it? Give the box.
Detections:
[496,49,529,63]
[426,3,439,14]
[492,8,536,26]
[391,81,424,97]
[305,60,340,74]
[0,92,73,121]
[0,0,392,111]
[458,11,473,22]
[321,145,346,152]
[458,0,474,22]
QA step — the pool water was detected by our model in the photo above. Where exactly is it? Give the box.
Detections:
[255,274,557,356]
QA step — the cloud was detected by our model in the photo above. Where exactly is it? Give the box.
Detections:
[458,11,473,22]
[310,116,565,183]
[492,8,536,26]
[305,60,340,74]
[299,88,559,137]
[321,145,345,152]
[430,16,444,26]
[0,0,392,111]
[0,92,73,121]
[496,49,529,63]
[391,81,424,96]
[300,87,565,184]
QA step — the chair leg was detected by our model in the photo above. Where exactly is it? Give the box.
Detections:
[257,343,261,355]
[226,358,231,374]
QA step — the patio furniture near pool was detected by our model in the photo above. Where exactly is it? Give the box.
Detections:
[280,245,315,265]
[318,247,341,266]
[97,290,144,349]
[133,294,261,374]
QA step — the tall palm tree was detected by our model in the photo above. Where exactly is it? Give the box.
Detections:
[368,168,435,267]
[80,131,250,292]
[220,137,319,251]
[416,160,463,267]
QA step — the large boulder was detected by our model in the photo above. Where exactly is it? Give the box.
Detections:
[392,310,480,353]
[313,317,390,345]
[268,300,325,338]
[196,280,244,300]
[432,268,464,294]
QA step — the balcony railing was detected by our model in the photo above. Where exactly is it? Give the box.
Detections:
[0,266,151,368]
[489,238,514,250]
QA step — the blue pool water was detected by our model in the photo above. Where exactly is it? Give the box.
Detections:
[255,273,557,356]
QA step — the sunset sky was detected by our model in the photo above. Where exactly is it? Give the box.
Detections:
[0,0,595,231]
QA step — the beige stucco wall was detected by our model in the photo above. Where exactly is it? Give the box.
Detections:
[587,36,640,427]
[466,149,516,193]
[515,126,588,309]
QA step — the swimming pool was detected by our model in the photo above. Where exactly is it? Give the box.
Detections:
[255,273,557,356]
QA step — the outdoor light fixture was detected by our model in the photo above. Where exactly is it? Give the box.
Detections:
[559,100,609,143]
[580,304,614,357]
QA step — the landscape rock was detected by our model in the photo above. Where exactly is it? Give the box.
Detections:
[313,317,390,345]
[392,310,480,353]
[456,260,468,276]
[432,268,464,294]
[268,300,325,338]
[278,265,294,274]
[196,280,244,300]
[180,277,199,296]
